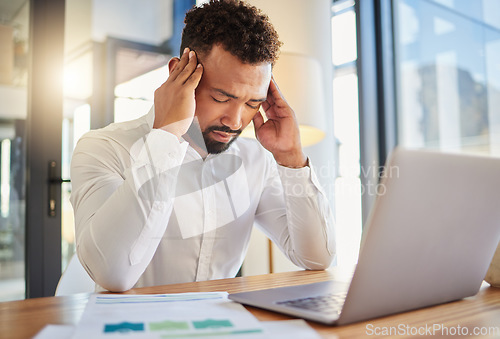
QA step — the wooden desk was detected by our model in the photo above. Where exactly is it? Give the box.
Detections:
[1,269,500,338]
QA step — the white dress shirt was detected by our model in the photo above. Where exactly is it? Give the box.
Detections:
[70,107,336,292]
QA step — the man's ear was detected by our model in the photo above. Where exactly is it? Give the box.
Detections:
[168,57,180,74]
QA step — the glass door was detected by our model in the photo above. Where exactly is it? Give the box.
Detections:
[0,0,29,301]
[0,0,66,300]
[1,0,188,300]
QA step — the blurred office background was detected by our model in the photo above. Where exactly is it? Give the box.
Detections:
[0,0,499,300]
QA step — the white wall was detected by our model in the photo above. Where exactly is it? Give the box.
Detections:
[65,0,174,51]
[65,0,92,54]
[243,0,336,275]
[92,0,173,45]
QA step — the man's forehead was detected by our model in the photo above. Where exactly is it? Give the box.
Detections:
[211,87,267,102]
[198,45,271,74]
[198,46,271,96]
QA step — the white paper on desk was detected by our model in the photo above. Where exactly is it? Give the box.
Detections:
[33,324,75,339]
[35,320,321,339]
[71,292,266,339]
[261,320,323,339]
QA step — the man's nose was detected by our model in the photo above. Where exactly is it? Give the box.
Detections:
[221,105,243,131]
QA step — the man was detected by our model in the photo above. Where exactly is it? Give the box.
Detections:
[70,0,335,292]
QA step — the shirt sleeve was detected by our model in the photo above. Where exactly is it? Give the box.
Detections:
[254,157,336,270]
[70,128,188,292]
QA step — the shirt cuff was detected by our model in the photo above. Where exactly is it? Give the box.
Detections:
[277,159,322,197]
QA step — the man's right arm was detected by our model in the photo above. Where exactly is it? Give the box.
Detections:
[71,127,188,292]
[72,48,203,292]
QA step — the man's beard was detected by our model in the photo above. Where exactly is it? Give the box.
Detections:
[187,123,242,154]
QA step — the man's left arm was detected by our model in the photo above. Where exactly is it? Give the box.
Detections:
[256,158,336,269]
[253,76,308,169]
[253,76,336,269]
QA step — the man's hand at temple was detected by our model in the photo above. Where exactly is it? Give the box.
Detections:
[253,76,308,168]
[153,47,203,139]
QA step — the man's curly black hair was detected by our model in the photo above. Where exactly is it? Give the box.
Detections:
[180,0,282,65]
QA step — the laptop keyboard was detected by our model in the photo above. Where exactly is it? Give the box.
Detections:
[276,292,347,315]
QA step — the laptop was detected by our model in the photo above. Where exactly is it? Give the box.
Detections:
[229,147,500,325]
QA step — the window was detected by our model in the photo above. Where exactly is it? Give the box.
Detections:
[331,0,362,266]
[394,0,500,155]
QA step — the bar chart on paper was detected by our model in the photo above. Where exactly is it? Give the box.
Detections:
[72,292,267,338]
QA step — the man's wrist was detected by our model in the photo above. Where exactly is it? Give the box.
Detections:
[274,152,308,168]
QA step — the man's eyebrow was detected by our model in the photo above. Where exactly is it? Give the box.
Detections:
[249,97,267,103]
[213,88,238,99]
[212,88,266,102]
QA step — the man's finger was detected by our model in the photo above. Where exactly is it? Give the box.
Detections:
[176,50,199,83]
[169,48,191,82]
[266,81,275,105]
[269,75,285,98]
[252,111,265,132]
[267,76,290,109]
[262,99,271,112]
[185,64,203,89]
